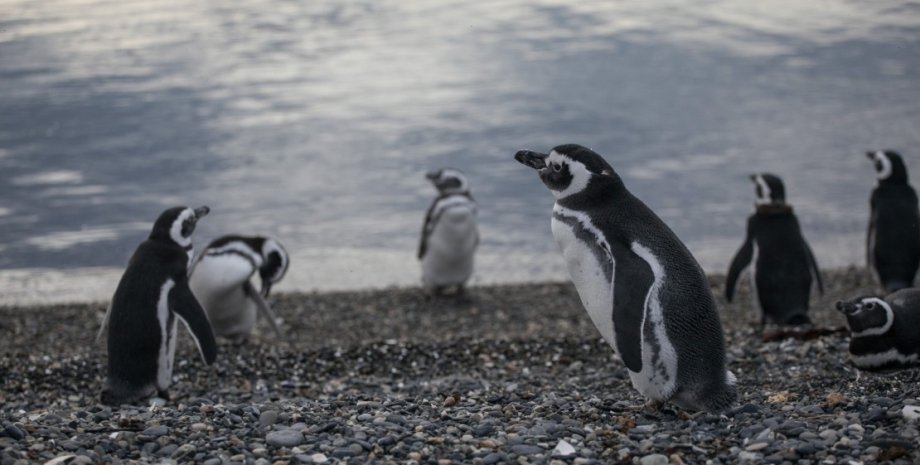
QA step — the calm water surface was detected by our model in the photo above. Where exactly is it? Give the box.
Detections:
[2,0,920,302]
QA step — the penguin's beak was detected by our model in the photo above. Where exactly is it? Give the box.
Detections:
[193,206,210,220]
[425,170,440,181]
[865,151,875,160]
[749,174,757,182]
[260,277,273,298]
[514,150,548,170]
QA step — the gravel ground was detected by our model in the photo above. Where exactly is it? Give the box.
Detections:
[1,267,918,465]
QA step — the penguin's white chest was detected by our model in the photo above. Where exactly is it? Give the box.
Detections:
[422,206,478,286]
[550,213,617,350]
[189,254,258,335]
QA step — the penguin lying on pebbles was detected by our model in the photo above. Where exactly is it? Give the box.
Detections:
[837,290,920,371]
[418,168,479,295]
[189,235,289,338]
[514,144,736,412]
[726,173,823,328]
[99,206,217,405]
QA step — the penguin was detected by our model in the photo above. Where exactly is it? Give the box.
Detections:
[99,206,217,405]
[418,168,479,294]
[836,290,920,370]
[514,144,736,412]
[725,174,823,328]
[189,235,289,338]
[866,150,920,293]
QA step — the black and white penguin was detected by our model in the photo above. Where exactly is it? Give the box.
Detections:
[100,206,217,405]
[189,235,289,338]
[514,144,736,412]
[418,168,479,294]
[836,290,920,370]
[866,150,920,293]
[725,173,823,327]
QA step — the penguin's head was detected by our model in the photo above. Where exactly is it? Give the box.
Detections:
[514,144,617,199]
[750,173,786,205]
[259,238,289,297]
[150,206,210,248]
[867,150,909,184]
[426,168,470,195]
[835,296,894,336]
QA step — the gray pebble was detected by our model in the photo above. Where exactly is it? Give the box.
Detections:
[141,425,169,437]
[639,454,669,465]
[266,429,304,448]
[482,453,502,465]
[259,410,278,427]
[511,445,544,456]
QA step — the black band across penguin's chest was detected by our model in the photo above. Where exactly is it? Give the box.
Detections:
[552,211,613,281]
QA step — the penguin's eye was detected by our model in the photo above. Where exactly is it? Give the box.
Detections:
[552,163,562,172]
[865,302,875,310]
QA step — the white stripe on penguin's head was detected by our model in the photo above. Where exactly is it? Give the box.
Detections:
[753,174,772,205]
[169,208,195,248]
[261,238,290,283]
[546,150,591,199]
[850,296,895,338]
[872,150,893,180]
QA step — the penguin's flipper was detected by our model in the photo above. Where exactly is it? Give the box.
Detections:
[609,241,654,374]
[725,224,755,302]
[243,280,284,338]
[867,190,877,268]
[169,280,218,364]
[94,302,113,344]
[418,198,439,259]
[804,241,824,294]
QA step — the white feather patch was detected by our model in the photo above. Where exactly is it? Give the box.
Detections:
[874,150,893,180]
[628,242,678,401]
[850,348,918,368]
[754,174,772,205]
[850,298,895,338]
[156,279,175,390]
[170,208,195,247]
[548,151,591,199]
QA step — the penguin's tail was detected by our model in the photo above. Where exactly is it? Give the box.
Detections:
[672,371,738,413]
[699,371,739,413]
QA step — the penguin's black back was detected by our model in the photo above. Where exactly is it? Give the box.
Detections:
[750,209,815,324]
[561,177,733,410]
[107,239,188,394]
[871,183,920,291]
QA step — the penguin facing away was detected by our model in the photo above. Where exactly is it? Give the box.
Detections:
[189,235,289,338]
[836,290,920,371]
[100,206,217,405]
[866,150,920,293]
[725,174,823,328]
[418,168,479,294]
[514,144,736,412]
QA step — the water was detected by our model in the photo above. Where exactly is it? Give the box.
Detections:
[2,0,920,303]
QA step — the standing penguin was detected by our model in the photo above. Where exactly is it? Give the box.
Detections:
[189,235,289,338]
[866,150,920,292]
[836,290,920,370]
[725,174,823,328]
[418,169,479,294]
[514,144,736,412]
[100,206,217,405]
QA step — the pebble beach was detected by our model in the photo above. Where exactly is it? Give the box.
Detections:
[1,267,919,465]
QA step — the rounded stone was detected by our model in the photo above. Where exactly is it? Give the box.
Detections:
[639,454,669,465]
[266,430,304,448]
[259,410,279,427]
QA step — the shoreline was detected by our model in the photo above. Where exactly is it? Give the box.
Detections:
[2,267,918,464]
